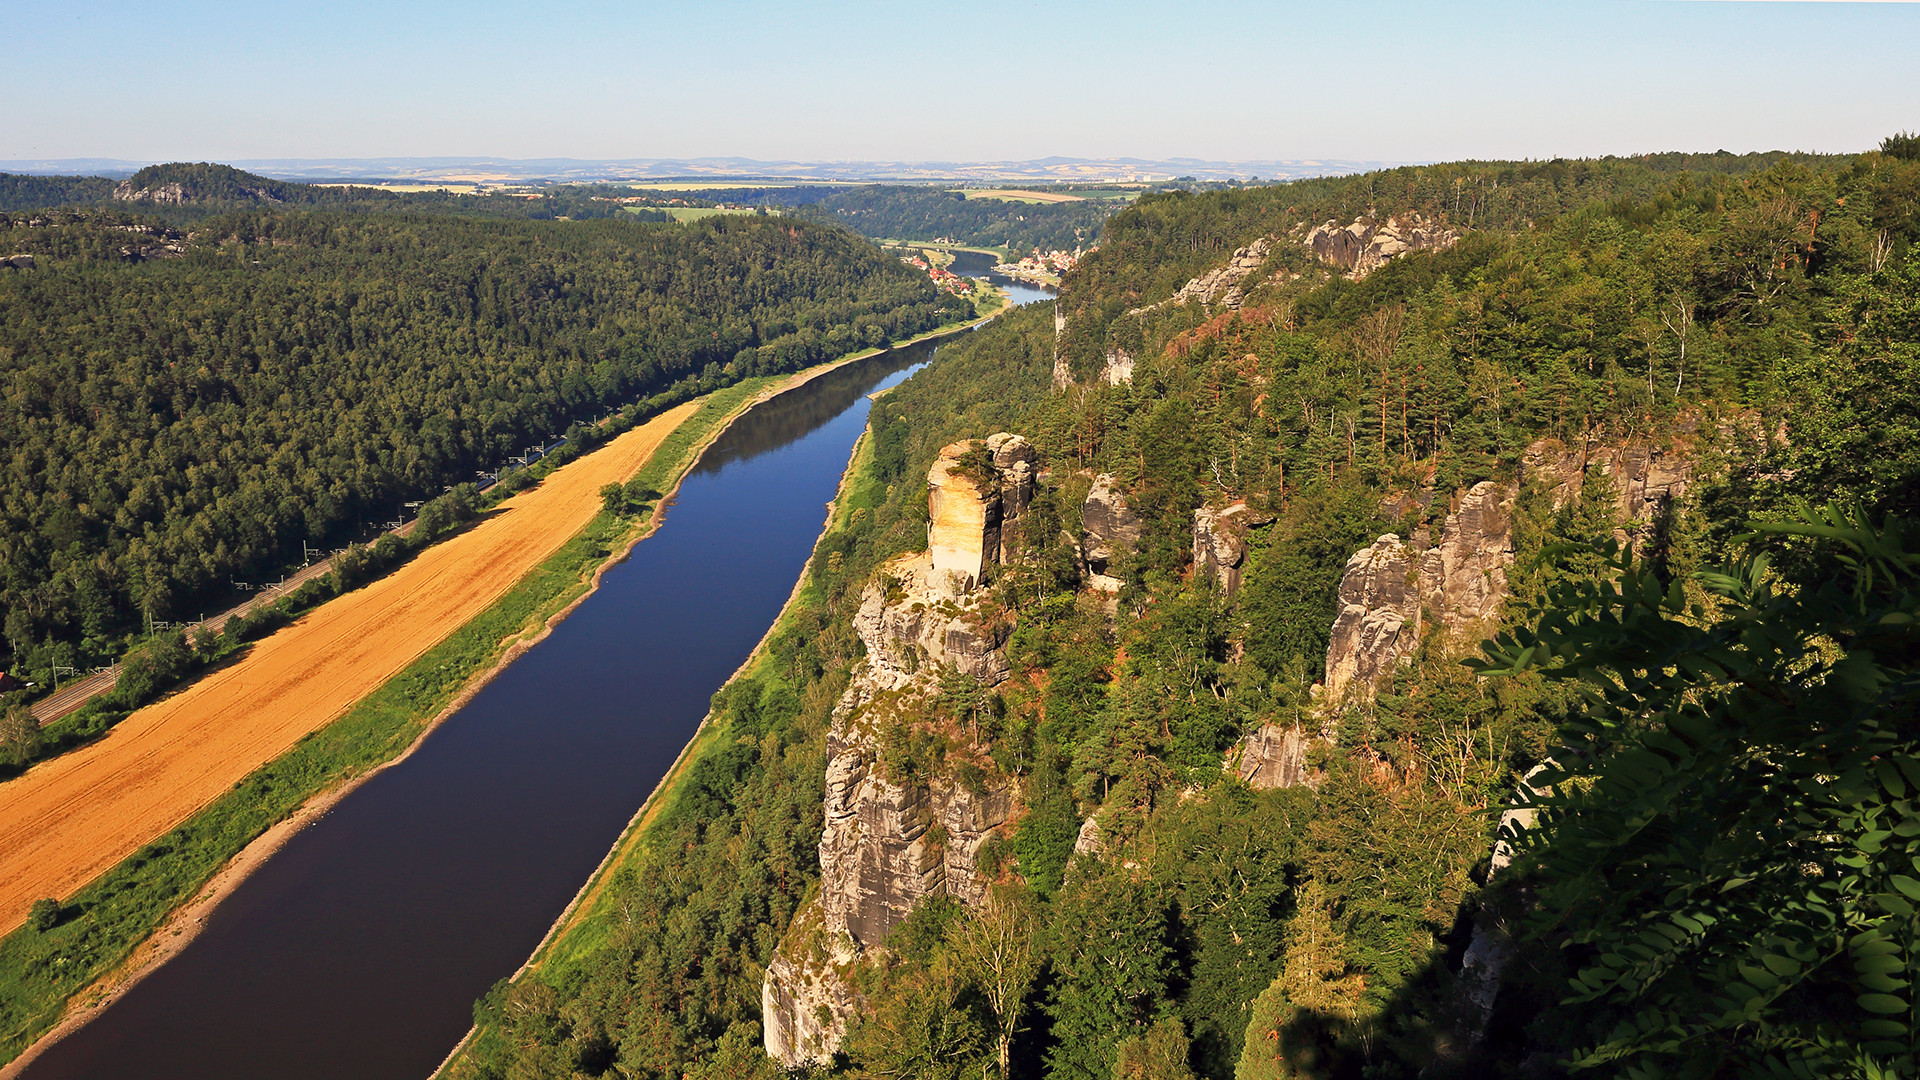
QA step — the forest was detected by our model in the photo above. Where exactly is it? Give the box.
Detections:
[646,184,1121,255]
[447,136,1920,1080]
[0,192,972,708]
[0,163,653,222]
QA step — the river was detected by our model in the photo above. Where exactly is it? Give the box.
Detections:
[946,248,1057,309]
[20,342,936,1080]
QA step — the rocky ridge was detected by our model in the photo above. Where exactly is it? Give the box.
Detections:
[1305,213,1458,279]
[763,436,1032,1066]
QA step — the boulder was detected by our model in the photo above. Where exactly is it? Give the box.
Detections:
[2,254,34,270]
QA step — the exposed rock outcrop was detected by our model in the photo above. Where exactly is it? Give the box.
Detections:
[113,179,282,205]
[1172,237,1272,310]
[860,554,1011,685]
[1322,535,1423,702]
[2,254,34,270]
[1521,437,1693,543]
[1305,213,1457,279]
[1322,481,1515,703]
[927,434,1036,594]
[761,900,861,1065]
[1052,302,1075,390]
[817,695,1014,944]
[1192,501,1270,597]
[1082,474,1143,590]
[1100,349,1135,386]
[766,443,1033,1066]
[1231,723,1315,789]
[928,441,1003,595]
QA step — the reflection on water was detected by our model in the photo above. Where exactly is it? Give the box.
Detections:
[697,341,930,474]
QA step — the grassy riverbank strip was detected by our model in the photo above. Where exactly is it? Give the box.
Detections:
[0,329,930,1069]
[437,367,903,1080]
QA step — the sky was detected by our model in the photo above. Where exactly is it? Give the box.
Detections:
[6,0,1916,165]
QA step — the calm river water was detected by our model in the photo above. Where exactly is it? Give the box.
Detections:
[947,248,1057,309]
[23,343,934,1080]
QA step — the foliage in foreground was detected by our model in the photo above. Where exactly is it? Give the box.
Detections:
[1474,507,1920,1077]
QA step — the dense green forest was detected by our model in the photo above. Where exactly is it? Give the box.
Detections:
[0,195,971,697]
[649,184,1120,255]
[788,187,1115,254]
[449,137,1920,1080]
[0,163,653,222]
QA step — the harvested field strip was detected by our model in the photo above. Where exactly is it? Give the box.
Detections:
[0,379,784,1069]
[0,399,699,939]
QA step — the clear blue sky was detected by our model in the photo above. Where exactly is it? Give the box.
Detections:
[7,0,1915,164]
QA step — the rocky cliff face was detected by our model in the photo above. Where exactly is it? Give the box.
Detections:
[1522,437,1692,544]
[927,435,1037,594]
[765,441,1031,1066]
[1192,501,1271,597]
[113,179,283,205]
[1170,236,1273,310]
[1322,481,1515,703]
[1305,213,1458,279]
[1230,723,1315,790]
[1082,474,1144,590]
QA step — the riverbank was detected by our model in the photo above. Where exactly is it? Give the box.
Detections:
[0,323,976,1075]
[434,352,915,1078]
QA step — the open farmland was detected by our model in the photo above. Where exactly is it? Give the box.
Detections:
[0,401,700,935]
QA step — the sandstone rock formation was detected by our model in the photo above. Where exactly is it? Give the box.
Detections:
[113,179,282,205]
[986,432,1037,545]
[1051,302,1074,390]
[1192,501,1269,597]
[1082,474,1143,590]
[1322,481,1515,703]
[766,444,1034,1065]
[1231,723,1315,789]
[859,554,1011,685]
[765,561,1020,1064]
[928,442,1002,595]
[1322,535,1423,702]
[761,901,861,1065]
[927,435,1038,594]
[2,254,34,270]
[1100,349,1135,386]
[1171,237,1272,310]
[1305,213,1458,279]
[1521,437,1692,540]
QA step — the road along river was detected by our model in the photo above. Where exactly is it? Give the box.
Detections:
[18,341,935,1080]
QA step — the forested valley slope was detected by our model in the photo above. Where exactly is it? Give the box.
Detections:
[0,166,970,747]
[446,138,1920,1080]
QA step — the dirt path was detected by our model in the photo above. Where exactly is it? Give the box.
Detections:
[0,401,700,935]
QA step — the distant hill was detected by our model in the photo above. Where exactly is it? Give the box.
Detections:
[112,162,303,205]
